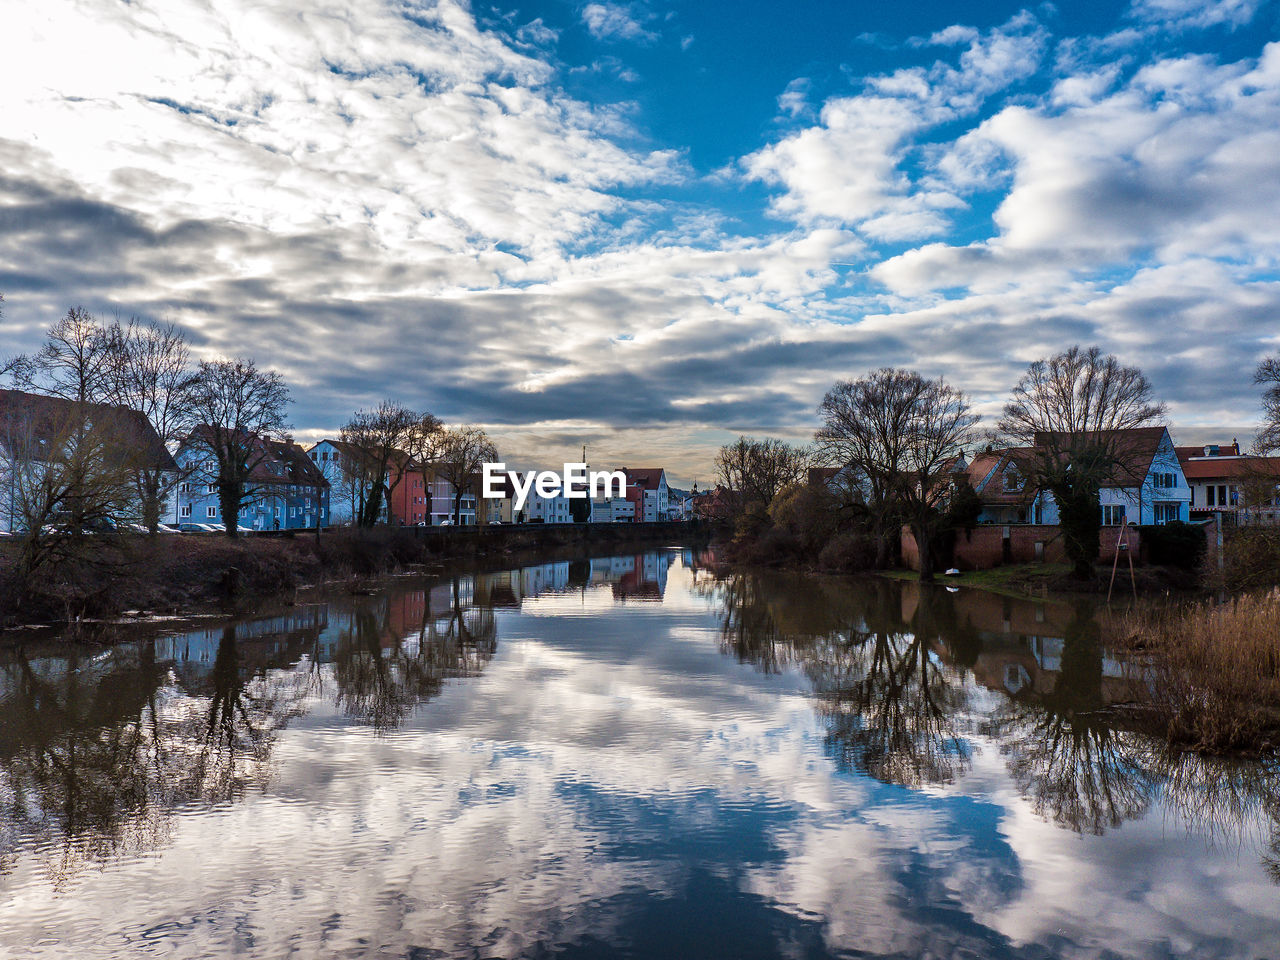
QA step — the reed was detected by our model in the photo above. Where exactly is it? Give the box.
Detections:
[1117,590,1280,753]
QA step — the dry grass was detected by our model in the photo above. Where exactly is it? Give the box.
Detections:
[1116,590,1280,753]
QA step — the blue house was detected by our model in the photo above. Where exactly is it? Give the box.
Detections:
[967,427,1190,527]
[174,432,329,531]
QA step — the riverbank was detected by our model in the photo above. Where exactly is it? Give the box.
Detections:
[878,561,1203,601]
[0,523,707,629]
[1110,591,1280,754]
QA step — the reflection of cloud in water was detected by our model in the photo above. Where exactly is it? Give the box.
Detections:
[3,555,1280,957]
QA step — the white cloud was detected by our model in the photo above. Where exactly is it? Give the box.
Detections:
[1129,0,1264,29]
[742,14,1047,236]
[581,2,656,43]
[1,0,1279,477]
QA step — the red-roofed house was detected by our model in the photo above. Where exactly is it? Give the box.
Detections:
[623,468,668,522]
[1176,441,1280,524]
[971,427,1190,527]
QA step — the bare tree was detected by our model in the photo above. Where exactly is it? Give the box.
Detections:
[185,359,291,537]
[1255,356,1280,455]
[432,426,497,525]
[3,309,145,537]
[817,369,976,581]
[339,401,441,528]
[714,436,810,513]
[8,307,121,407]
[112,320,198,533]
[0,393,138,577]
[997,346,1165,579]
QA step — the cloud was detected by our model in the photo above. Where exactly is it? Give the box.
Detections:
[1128,0,1264,29]
[742,14,1047,236]
[2,0,1279,481]
[581,2,657,43]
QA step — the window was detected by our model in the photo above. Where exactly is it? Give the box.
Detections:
[178,482,191,494]
[310,451,317,460]
[180,505,191,518]
[1219,484,1228,506]
[1102,504,1126,526]
[1154,503,1179,524]
[1207,485,1216,507]
[207,506,217,518]
[206,483,217,494]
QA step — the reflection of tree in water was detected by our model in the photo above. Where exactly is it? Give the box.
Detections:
[0,625,311,885]
[711,571,1280,876]
[983,603,1155,835]
[170,626,309,805]
[1143,748,1280,882]
[812,588,972,788]
[712,574,971,787]
[332,576,497,731]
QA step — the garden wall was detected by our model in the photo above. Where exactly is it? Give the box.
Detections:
[900,523,1146,572]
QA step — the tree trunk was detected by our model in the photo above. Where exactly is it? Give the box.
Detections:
[1055,482,1101,580]
[453,490,462,525]
[914,521,936,583]
[218,482,241,537]
[141,471,162,535]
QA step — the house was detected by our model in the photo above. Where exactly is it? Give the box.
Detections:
[427,472,477,525]
[308,439,374,526]
[0,388,177,533]
[623,468,668,522]
[1176,441,1280,525]
[972,427,1190,527]
[588,495,632,522]
[307,440,477,526]
[483,474,515,524]
[966,448,1037,525]
[692,485,737,522]
[508,470,572,524]
[175,431,329,531]
[387,456,434,526]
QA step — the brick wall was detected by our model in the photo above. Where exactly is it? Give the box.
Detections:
[900,523,1147,571]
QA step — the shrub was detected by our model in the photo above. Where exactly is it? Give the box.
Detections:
[1139,520,1207,570]
[769,482,840,554]
[817,530,878,573]
[1116,591,1280,753]
[1222,527,1280,591]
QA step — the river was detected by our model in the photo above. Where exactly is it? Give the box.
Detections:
[1,548,1277,958]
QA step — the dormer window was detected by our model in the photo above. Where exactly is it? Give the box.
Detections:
[1003,467,1022,492]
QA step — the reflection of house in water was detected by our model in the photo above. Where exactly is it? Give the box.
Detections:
[901,583,1136,702]
[471,552,675,608]
[156,606,330,674]
[611,552,668,601]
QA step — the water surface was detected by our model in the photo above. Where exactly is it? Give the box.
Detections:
[2,549,1278,959]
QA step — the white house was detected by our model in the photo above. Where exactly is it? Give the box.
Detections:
[966,427,1190,527]
[1025,427,1190,527]
[1177,441,1280,525]
[307,439,366,526]
[624,468,669,522]
[1,388,177,534]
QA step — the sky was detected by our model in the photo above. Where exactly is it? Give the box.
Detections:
[2,0,1279,484]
